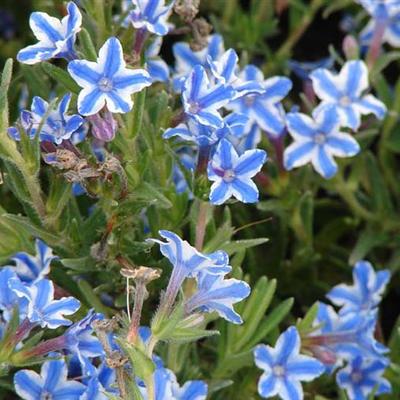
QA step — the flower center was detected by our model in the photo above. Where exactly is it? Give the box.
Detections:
[41,392,52,400]
[223,169,235,182]
[98,77,113,92]
[340,95,351,106]
[272,365,285,377]
[351,371,363,383]
[245,95,256,107]
[314,132,326,145]
[189,102,201,113]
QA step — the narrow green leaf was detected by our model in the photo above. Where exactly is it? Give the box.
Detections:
[41,62,80,93]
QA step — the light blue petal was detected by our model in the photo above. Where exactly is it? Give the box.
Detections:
[281,379,302,400]
[14,370,43,400]
[342,60,368,97]
[316,106,340,133]
[310,69,341,100]
[106,91,132,113]
[43,359,65,392]
[17,44,56,64]
[68,60,101,85]
[209,181,231,205]
[53,382,86,399]
[276,327,299,364]
[177,380,208,400]
[339,105,361,130]
[101,37,123,78]
[258,374,278,398]
[65,115,84,136]
[186,65,206,101]
[30,12,63,42]
[231,179,259,203]
[263,77,292,101]
[252,101,285,135]
[147,59,170,82]
[66,2,82,34]
[218,138,235,170]
[284,141,315,170]
[31,96,48,117]
[313,146,337,179]
[78,88,103,116]
[326,134,360,156]
[234,149,266,176]
[287,358,325,380]
[355,94,387,119]
[194,111,223,128]
[286,112,316,138]
[199,84,233,109]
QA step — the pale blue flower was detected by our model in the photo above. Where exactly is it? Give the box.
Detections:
[207,138,267,205]
[254,326,325,400]
[130,0,175,36]
[336,356,391,400]
[173,34,225,90]
[229,123,262,154]
[64,309,105,366]
[185,270,251,324]
[357,0,400,47]
[208,48,264,99]
[9,278,80,329]
[10,239,57,283]
[226,65,292,137]
[8,94,84,144]
[284,107,360,179]
[14,359,86,400]
[164,113,248,147]
[310,60,386,130]
[181,65,234,129]
[7,110,35,141]
[148,230,230,279]
[17,1,82,64]
[0,268,27,322]
[68,37,152,116]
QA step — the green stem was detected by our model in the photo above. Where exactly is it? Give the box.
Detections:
[195,201,209,250]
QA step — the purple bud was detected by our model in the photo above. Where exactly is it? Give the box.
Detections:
[342,35,359,60]
[88,110,118,142]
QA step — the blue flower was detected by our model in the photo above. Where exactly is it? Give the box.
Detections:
[17,2,82,64]
[148,230,230,278]
[0,268,27,322]
[207,138,266,205]
[284,107,360,179]
[254,326,325,400]
[68,37,152,116]
[312,303,388,362]
[208,49,264,99]
[80,360,116,399]
[9,278,80,329]
[14,358,86,400]
[164,113,248,147]
[310,60,386,130]
[287,57,334,82]
[226,65,292,137]
[181,65,234,129]
[7,110,35,141]
[139,366,208,400]
[327,260,390,317]
[359,1,400,48]
[336,356,391,400]
[10,239,57,283]
[229,123,262,154]
[130,0,175,36]
[146,37,170,82]
[185,270,251,324]
[173,34,225,91]
[9,94,84,144]
[170,373,208,400]
[64,309,105,366]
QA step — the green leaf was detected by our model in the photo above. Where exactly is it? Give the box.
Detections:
[77,279,112,316]
[79,28,98,61]
[220,238,269,255]
[41,62,80,93]
[296,301,319,333]
[0,58,12,133]
[136,182,173,209]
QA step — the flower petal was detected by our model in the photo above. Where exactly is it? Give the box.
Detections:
[312,146,338,179]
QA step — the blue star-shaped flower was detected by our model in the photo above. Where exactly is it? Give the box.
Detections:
[68,36,152,116]
[226,65,292,137]
[173,34,225,91]
[185,270,251,324]
[208,49,264,99]
[207,138,267,205]
[14,359,86,400]
[284,107,360,179]
[17,2,82,64]
[64,309,105,366]
[182,65,234,129]
[254,326,325,400]
[9,278,80,329]
[336,356,391,400]
[148,230,230,279]
[310,60,386,130]
[10,239,57,283]
[0,268,27,322]
[164,113,248,147]
[8,94,84,144]
[357,0,400,47]
[130,0,175,36]
[326,260,390,316]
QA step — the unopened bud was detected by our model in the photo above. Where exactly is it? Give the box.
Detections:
[343,35,359,60]
[88,109,118,142]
